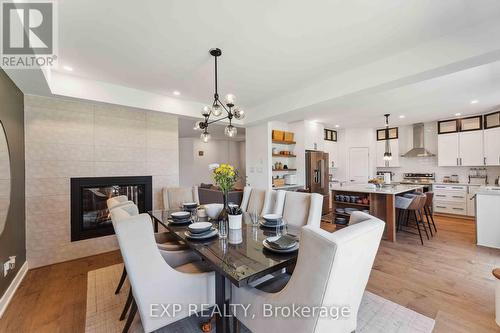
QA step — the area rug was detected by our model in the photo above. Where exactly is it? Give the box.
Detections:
[86,264,435,333]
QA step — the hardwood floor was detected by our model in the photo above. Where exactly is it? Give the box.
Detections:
[1,215,499,332]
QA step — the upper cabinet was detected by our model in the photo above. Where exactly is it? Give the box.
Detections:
[437,115,484,166]
[484,111,500,129]
[484,127,500,166]
[376,127,398,140]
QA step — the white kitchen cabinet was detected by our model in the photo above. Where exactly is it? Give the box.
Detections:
[459,131,484,166]
[438,131,484,166]
[484,127,500,166]
[438,133,460,166]
[433,184,468,216]
[376,139,400,167]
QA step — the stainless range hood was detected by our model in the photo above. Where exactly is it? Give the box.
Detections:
[402,123,435,157]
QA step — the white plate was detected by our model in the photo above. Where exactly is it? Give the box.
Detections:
[171,211,190,218]
[262,214,282,221]
[262,239,299,253]
[184,228,218,240]
[188,222,212,234]
[167,218,191,224]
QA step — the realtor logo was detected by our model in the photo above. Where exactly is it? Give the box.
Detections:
[1,0,57,68]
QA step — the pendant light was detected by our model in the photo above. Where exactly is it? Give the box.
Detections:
[383,114,392,163]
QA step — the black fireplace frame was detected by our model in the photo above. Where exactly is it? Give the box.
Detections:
[70,176,152,241]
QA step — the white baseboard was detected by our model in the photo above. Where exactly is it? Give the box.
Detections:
[0,261,28,318]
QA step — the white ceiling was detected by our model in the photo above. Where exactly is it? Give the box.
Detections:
[288,59,500,128]
[6,0,500,127]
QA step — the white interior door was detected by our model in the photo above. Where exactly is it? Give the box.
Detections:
[348,147,369,184]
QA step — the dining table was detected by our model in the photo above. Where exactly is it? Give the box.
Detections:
[148,209,300,333]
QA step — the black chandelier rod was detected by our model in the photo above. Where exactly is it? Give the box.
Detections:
[214,54,218,99]
[207,115,229,125]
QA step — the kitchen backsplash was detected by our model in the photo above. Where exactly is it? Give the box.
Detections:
[377,156,500,184]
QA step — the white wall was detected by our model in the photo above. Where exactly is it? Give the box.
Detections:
[246,122,270,190]
[179,138,245,187]
[25,95,179,268]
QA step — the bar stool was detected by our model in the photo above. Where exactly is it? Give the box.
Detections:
[424,192,437,233]
[396,194,429,245]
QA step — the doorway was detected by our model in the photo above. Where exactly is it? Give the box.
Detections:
[348,147,369,184]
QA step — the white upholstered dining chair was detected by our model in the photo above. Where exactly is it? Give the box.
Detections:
[162,186,199,210]
[244,188,267,215]
[107,195,134,210]
[114,213,215,333]
[281,191,323,228]
[262,190,286,216]
[232,217,385,333]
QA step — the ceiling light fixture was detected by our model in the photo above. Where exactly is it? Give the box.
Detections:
[399,115,405,119]
[173,90,181,96]
[335,124,340,128]
[455,113,462,116]
[63,65,73,71]
[383,114,392,164]
[193,48,245,142]
[470,100,478,104]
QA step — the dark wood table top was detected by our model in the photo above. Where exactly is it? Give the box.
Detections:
[148,210,299,287]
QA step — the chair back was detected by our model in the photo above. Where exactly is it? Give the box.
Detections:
[240,186,252,211]
[262,190,286,216]
[110,203,139,227]
[113,213,214,332]
[106,195,129,209]
[425,192,434,207]
[162,186,199,210]
[246,188,266,215]
[281,218,384,332]
[282,191,323,228]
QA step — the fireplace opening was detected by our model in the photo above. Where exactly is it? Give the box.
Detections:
[71,176,152,241]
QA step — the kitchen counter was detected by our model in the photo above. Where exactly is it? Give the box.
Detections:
[477,187,500,196]
[331,184,424,195]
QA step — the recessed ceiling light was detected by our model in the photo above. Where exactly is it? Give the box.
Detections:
[470,99,478,104]
[399,115,405,119]
[335,124,340,128]
[173,90,181,96]
[63,65,73,72]
[455,113,461,116]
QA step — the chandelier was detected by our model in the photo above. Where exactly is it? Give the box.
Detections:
[383,113,392,162]
[194,48,245,142]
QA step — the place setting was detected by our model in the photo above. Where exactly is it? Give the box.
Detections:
[262,233,299,253]
[167,211,192,225]
[259,214,285,229]
[184,222,219,240]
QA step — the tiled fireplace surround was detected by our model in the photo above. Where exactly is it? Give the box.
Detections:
[25,95,179,268]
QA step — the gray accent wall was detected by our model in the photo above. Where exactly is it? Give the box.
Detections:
[0,69,26,297]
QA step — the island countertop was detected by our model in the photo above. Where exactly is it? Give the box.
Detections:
[331,184,424,195]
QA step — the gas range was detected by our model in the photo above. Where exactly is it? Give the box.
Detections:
[400,173,435,189]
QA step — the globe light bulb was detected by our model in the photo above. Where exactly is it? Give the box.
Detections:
[212,103,222,117]
[201,131,211,143]
[233,107,245,120]
[201,106,211,117]
[225,94,235,104]
[383,152,392,161]
[193,121,201,131]
[225,125,237,137]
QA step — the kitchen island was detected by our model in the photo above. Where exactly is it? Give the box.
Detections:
[331,184,424,242]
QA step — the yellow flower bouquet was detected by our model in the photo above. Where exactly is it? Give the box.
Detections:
[212,163,239,195]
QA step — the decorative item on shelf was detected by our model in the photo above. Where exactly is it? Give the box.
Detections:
[283,164,288,170]
[284,131,294,142]
[272,147,278,155]
[211,163,239,222]
[273,177,285,187]
[227,205,243,230]
[272,130,285,141]
[278,162,283,170]
[193,48,245,143]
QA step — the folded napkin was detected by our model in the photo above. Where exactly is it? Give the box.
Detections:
[267,235,298,249]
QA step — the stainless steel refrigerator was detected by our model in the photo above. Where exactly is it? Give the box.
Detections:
[305,150,330,215]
